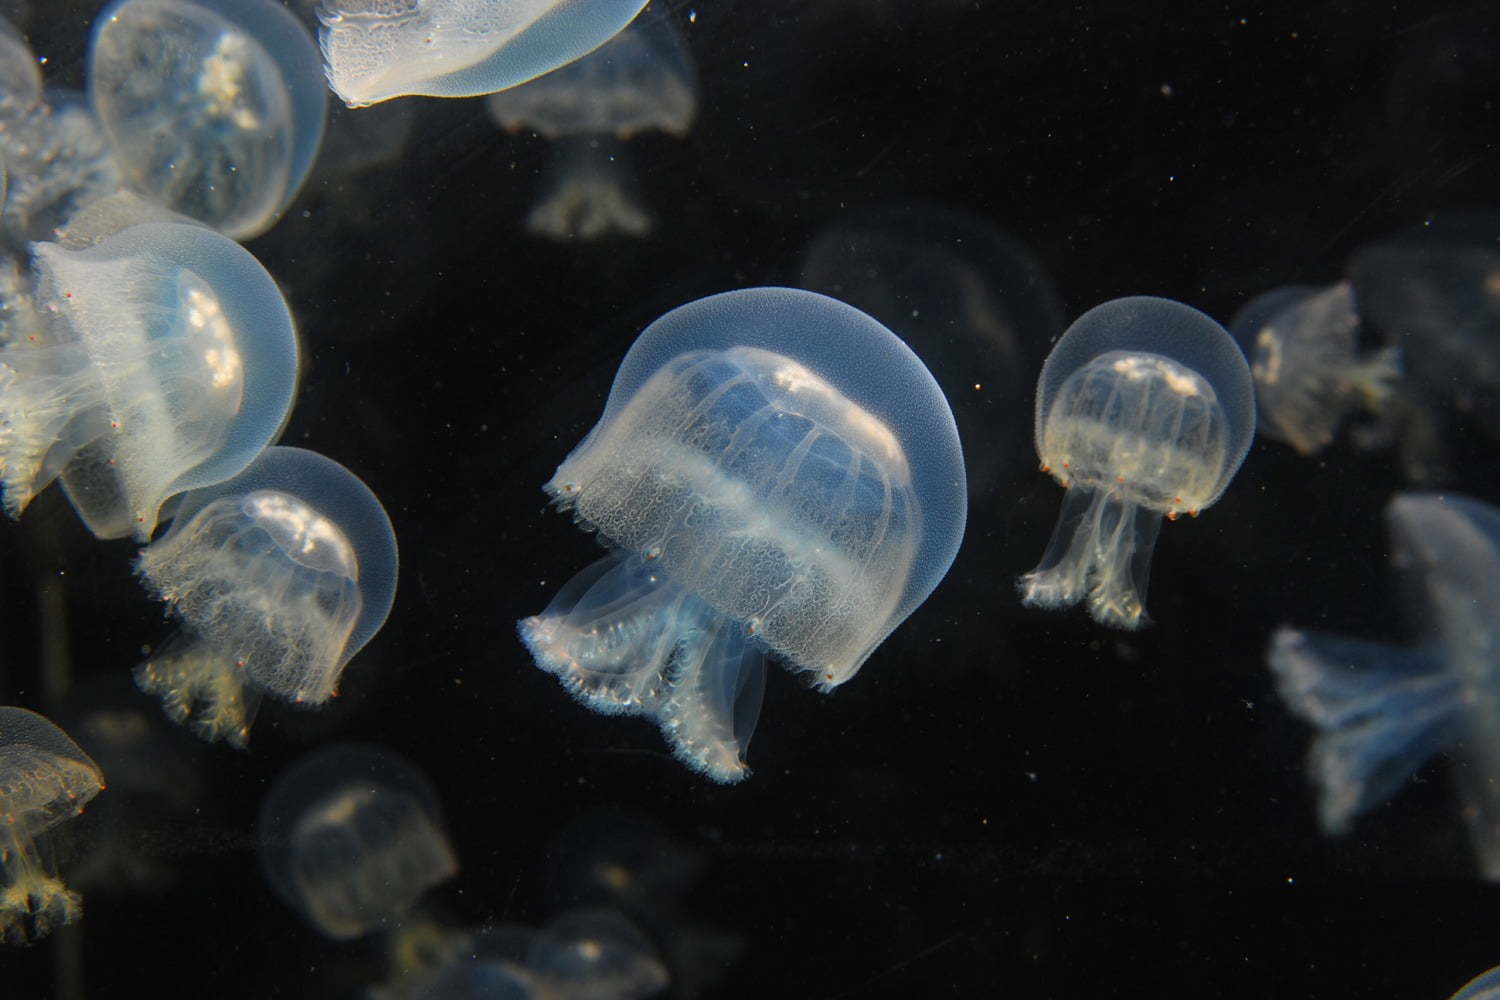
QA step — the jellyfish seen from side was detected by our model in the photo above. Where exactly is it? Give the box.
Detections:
[134,446,399,747]
[0,706,106,946]
[1269,492,1500,880]
[519,287,967,782]
[1018,296,1255,629]
[485,11,697,242]
[88,0,328,239]
[0,219,299,540]
[317,0,650,109]
[1229,281,1400,456]
[258,744,456,941]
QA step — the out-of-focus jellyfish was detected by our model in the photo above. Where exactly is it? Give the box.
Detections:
[134,446,398,747]
[797,202,1064,498]
[0,89,124,249]
[317,0,650,109]
[0,15,41,123]
[1229,281,1400,455]
[519,287,966,781]
[1269,492,1500,880]
[1451,965,1500,1000]
[1018,296,1255,629]
[485,11,697,241]
[88,0,327,239]
[0,218,299,539]
[528,908,669,1000]
[0,706,106,945]
[259,744,456,941]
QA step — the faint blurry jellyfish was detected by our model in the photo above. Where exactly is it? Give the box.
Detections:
[528,908,669,1000]
[0,15,41,123]
[0,90,124,249]
[0,706,106,946]
[0,219,298,539]
[88,0,327,239]
[1451,965,1500,1000]
[259,744,456,940]
[1019,296,1255,629]
[134,446,399,747]
[1270,492,1500,880]
[519,287,966,781]
[1229,281,1400,456]
[318,0,651,108]
[485,12,697,241]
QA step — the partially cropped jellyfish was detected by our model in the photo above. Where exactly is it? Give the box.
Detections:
[0,218,299,539]
[485,11,697,241]
[1269,492,1500,880]
[1018,296,1255,629]
[134,446,399,747]
[1229,281,1400,456]
[0,707,106,946]
[528,908,669,1000]
[259,744,456,940]
[318,0,650,108]
[88,0,327,239]
[1452,966,1500,1000]
[519,287,966,782]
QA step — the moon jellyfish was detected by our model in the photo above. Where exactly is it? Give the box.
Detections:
[317,0,651,109]
[0,219,299,539]
[1452,966,1500,1000]
[88,0,327,239]
[528,908,669,1000]
[1019,296,1255,629]
[485,11,697,241]
[1229,281,1400,456]
[519,287,966,781]
[0,707,106,946]
[1270,492,1500,880]
[259,744,456,940]
[134,446,399,747]
[0,15,41,123]
[0,91,124,251]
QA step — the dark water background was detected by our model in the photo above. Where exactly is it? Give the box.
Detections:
[2,0,1499,996]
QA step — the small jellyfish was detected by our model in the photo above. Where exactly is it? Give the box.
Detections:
[0,706,106,946]
[1018,296,1255,629]
[317,0,651,109]
[133,446,399,747]
[527,908,669,1000]
[519,287,966,781]
[258,744,456,941]
[88,0,327,239]
[1229,281,1400,456]
[485,11,697,241]
[1269,492,1500,880]
[0,219,299,539]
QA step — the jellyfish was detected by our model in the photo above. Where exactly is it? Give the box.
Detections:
[0,15,41,124]
[0,706,106,946]
[1451,966,1500,1000]
[485,11,697,241]
[133,446,399,747]
[1269,492,1500,880]
[258,744,456,941]
[317,0,651,109]
[0,89,124,251]
[1229,281,1400,456]
[528,908,669,1000]
[0,219,299,540]
[87,0,327,239]
[1018,296,1255,629]
[518,287,966,782]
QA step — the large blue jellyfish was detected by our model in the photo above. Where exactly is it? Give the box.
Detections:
[1270,492,1500,880]
[134,446,399,747]
[519,287,967,782]
[1019,296,1255,629]
[317,0,651,108]
[0,217,299,540]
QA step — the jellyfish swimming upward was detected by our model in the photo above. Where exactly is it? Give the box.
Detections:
[1019,296,1255,629]
[134,446,399,747]
[519,287,966,782]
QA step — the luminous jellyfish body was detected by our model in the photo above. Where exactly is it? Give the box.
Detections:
[0,89,124,250]
[519,287,966,782]
[1229,281,1400,456]
[1270,492,1500,880]
[317,0,651,109]
[88,0,327,239]
[1452,966,1500,1000]
[1018,296,1255,629]
[528,908,669,1000]
[485,12,697,241]
[0,220,299,540]
[0,707,105,946]
[134,446,399,747]
[258,744,456,940]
